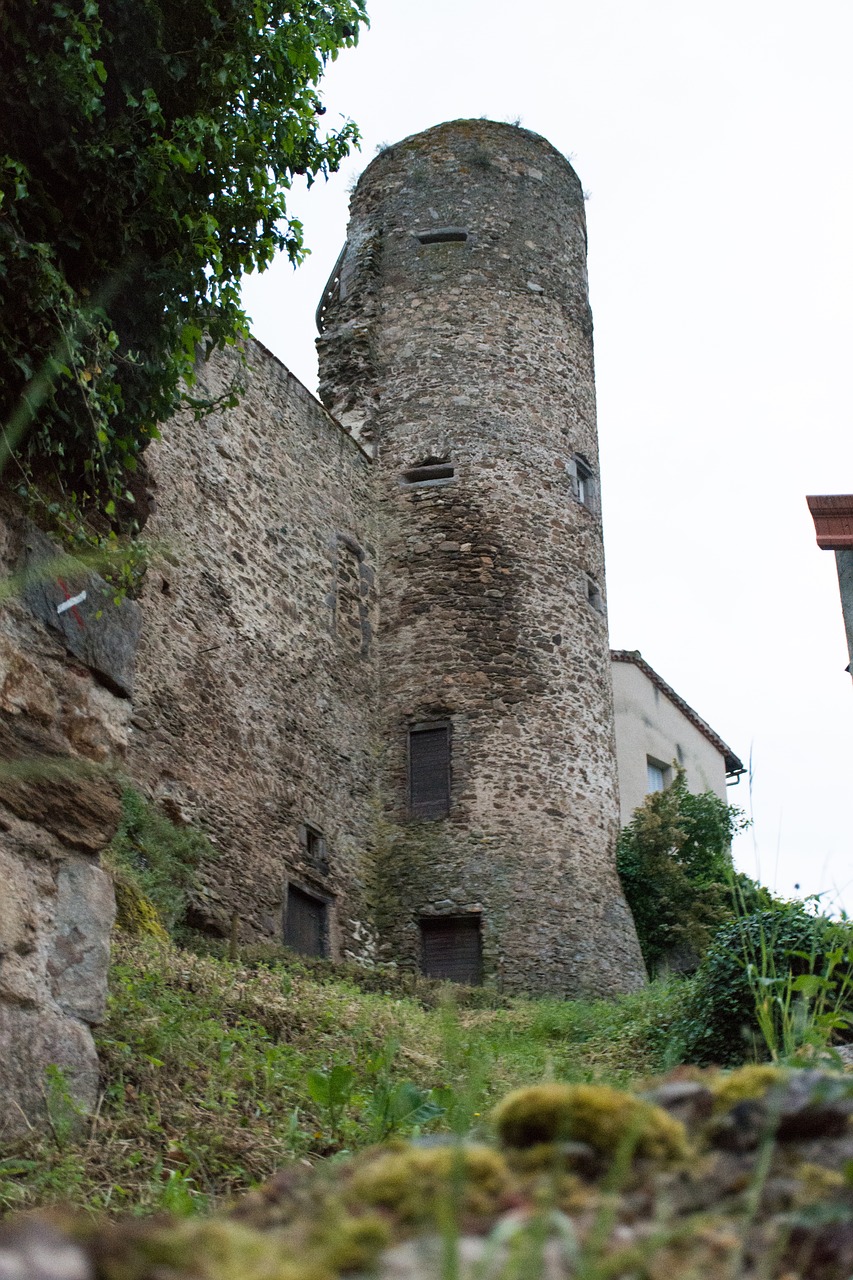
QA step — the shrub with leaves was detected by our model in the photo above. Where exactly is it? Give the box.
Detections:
[0,0,366,539]
[616,768,755,975]
[677,903,853,1065]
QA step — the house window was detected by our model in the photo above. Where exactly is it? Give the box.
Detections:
[420,916,482,984]
[408,723,451,818]
[402,458,455,487]
[646,758,670,794]
[416,228,468,245]
[284,884,328,957]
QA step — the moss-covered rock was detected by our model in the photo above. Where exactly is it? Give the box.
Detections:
[313,1210,390,1272]
[349,1143,510,1222]
[710,1064,787,1113]
[94,1218,331,1280]
[112,873,170,942]
[492,1083,688,1162]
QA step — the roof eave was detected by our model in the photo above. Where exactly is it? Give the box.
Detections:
[611,649,744,776]
[807,494,853,551]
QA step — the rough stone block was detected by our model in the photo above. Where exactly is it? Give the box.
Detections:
[0,714,123,854]
[49,862,115,1023]
[0,845,48,960]
[20,526,141,698]
[0,1003,99,1140]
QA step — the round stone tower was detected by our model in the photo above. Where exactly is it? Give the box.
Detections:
[317,120,645,997]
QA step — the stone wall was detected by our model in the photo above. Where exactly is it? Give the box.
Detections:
[0,123,648,1128]
[0,503,125,1137]
[128,341,380,960]
[318,120,645,996]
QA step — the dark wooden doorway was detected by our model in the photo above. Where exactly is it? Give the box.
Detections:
[284,885,327,957]
[420,915,482,984]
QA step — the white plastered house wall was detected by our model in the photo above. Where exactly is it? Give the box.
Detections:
[611,650,744,827]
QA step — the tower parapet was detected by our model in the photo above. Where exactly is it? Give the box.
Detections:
[319,120,645,996]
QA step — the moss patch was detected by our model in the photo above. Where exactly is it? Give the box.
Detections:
[112,874,170,942]
[493,1083,688,1162]
[710,1065,787,1114]
[349,1144,510,1222]
[95,1218,332,1280]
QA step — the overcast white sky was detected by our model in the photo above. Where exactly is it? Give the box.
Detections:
[242,0,853,911]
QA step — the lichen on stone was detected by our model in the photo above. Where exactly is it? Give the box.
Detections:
[492,1083,688,1162]
[794,1162,845,1204]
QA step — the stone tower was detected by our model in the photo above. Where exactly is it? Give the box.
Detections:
[318,120,645,996]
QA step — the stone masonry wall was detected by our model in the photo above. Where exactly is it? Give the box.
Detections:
[0,121,648,1127]
[319,121,646,996]
[128,341,380,960]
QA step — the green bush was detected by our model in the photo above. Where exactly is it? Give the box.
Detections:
[677,903,853,1065]
[616,769,755,975]
[106,789,216,936]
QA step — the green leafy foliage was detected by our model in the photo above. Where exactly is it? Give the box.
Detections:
[677,903,853,1065]
[44,1064,84,1149]
[0,0,366,536]
[616,769,755,974]
[306,1064,355,1139]
[363,1039,446,1140]
[106,789,217,935]
[306,1049,447,1144]
[0,937,684,1215]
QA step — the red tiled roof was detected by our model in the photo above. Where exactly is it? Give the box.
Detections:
[610,649,744,776]
[806,495,853,550]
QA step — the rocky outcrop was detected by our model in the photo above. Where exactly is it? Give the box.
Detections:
[0,501,131,1136]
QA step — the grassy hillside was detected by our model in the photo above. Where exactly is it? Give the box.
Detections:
[0,937,685,1216]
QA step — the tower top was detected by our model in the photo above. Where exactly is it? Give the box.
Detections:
[355,117,581,187]
[316,117,592,436]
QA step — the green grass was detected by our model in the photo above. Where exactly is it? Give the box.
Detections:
[0,936,687,1217]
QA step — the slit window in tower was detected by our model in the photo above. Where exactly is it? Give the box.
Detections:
[415,228,469,245]
[402,459,455,488]
[408,723,451,818]
[301,824,329,873]
[420,915,482,984]
[585,575,604,613]
[571,453,596,511]
[284,885,328,957]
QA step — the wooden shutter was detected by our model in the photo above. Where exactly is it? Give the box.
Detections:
[409,725,450,818]
[420,916,482,985]
[284,886,327,957]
